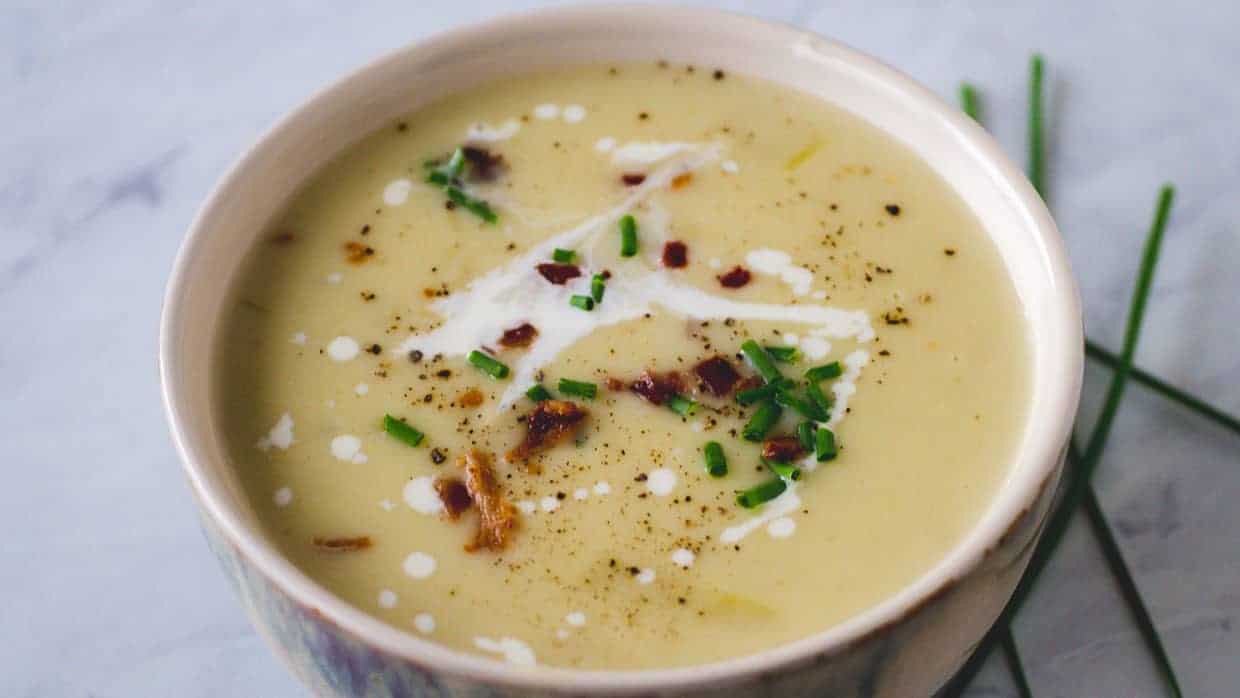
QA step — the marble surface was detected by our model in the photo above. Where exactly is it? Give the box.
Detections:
[2,1,1237,696]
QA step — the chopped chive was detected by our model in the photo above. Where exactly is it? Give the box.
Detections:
[445,186,498,223]
[557,378,598,400]
[590,273,606,303]
[735,377,793,406]
[763,458,803,482]
[569,294,595,311]
[383,414,425,447]
[774,388,829,422]
[805,361,842,382]
[814,427,837,462]
[467,350,509,379]
[806,381,833,419]
[742,401,782,442]
[703,441,727,478]
[445,147,466,179]
[425,169,450,187]
[619,214,638,257]
[796,421,815,451]
[667,394,698,417]
[960,83,982,122]
[739,340,782,383]
[736,478,787,508]
[763,345,801,363]
[552,248,575,263]
[525,384,552,402]
[1029,54,1046,197]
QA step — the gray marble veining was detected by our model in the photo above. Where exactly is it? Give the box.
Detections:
[2,1,1236,696]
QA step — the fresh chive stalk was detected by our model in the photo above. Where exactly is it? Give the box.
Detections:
[814,427,837,462]
[739,340,782,383]
[569,295,595,311]
[774,388,829,422]
[467,350,509,379]
[552,248,575,263]
[703,441,728,478]
[796,421,816,451]
[619,214,638,257]
[960,83,982,122]
[1029,54,1046,197]
[525,384,552,402]
[736,478,787,509]
[590,274,606,303]
[763,345,801,363]
[805,361,842,382]
[735,378,793,406]
[383,414,425,447]
[557,378,598,400]
[667,394,698,417]
[742,401,782,442]
[764,458,803,482]
[446,186,498,223]
[806,381,833,419]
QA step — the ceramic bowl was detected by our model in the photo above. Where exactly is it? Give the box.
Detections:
[160,5,1082,696]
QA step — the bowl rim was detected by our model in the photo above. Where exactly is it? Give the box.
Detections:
[160,3,1082,692]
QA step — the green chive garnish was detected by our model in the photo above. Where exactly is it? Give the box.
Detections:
[764,345,801,363]
[960,83,981,122]
[764,458,802,482]
[806,381,833,419]
[467,350,509,379]
[525,384,552,402]
[383,414,425,447]
[739,340,782,383]
[446,186,498,223]
[557,378,598,400]
[703,441,727,478]
[815,427,837,462]
[1028,54,1046,197]
[590,273,606,303]
[667,394,698,417]
[796,421,815,451]
[734,377,793,406]
[618,214,638,257]
[552,248,575,263]
[736,478,787,508]
[805,362,842,382]
[569,294,595,311]
[774,388,829,423]
[742,401,782,442]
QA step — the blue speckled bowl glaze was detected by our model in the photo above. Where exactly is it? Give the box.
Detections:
[162,6,1081,696]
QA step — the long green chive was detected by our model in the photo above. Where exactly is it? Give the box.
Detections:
[467,350,509,379]
[557,378,598,400]
[703,441,727,478]
[796,421,815,451]
[569,294,595,311]
[736,478,786,509]
[735,378,793,406]
[805,361,842,382]
[806,381,833,419]
[774,388,829,422]
[590,273,606,303]
[814,427,837,462]
[742,401,782,442]
[764,458,802,482]
[739,340,782,383]
[525,384,552,402]
[763,345,801,363]
[1029,54,1046,197]
[618,214,638,257]
[446,187,498,223]
[383,414,425,447]
[552,248,575,263]
[667,394,698,417]
[959,83,981,122]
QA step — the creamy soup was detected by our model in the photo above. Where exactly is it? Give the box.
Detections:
[216,62,1030,670]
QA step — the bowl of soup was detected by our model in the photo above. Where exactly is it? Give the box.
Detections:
[160,5,1081,696]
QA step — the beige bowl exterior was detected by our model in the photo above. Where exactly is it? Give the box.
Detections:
[161,6,1082,696]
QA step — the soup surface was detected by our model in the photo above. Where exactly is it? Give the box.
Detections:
[217,63,1030,670]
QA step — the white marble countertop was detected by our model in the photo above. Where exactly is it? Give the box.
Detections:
[3,1,1237,696]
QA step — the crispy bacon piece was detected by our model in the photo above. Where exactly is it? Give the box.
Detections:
[507,399,588,461]
[456,388,484,408]
[718,265,751,288]
[662,241,689,268]
[671,172,693,190]
[693,355,741,396]
[459,450,518,552]
[312,536,373,552]
[762,436,806,463]
[344,241,376,265]
[605,377,626,391]
[434,477,473,520]
[461,146,506,181]
[630,370,684,406]
[498,322,539,348]
[536,263,582,285]
[621,173,646,186]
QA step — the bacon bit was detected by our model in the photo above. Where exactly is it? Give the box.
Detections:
[671,172,693,190]
[312,536,372,552]
[735,375,764,393]
[605,377,626,391]
[536,263,582,285]
[718,265,752,288]
[461,146,506,181]
[498,322,539,348]
[457,388,484,408]
[459,450,518,552]
[693,355,741,396]
[434,477,473,519]
[621,173,647,186]
[662,241,689,268]
[344,241,375,265]
[630,370,684,406]
[762,436,806,462]
[271,231,296,244]
[507,399,588,461]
